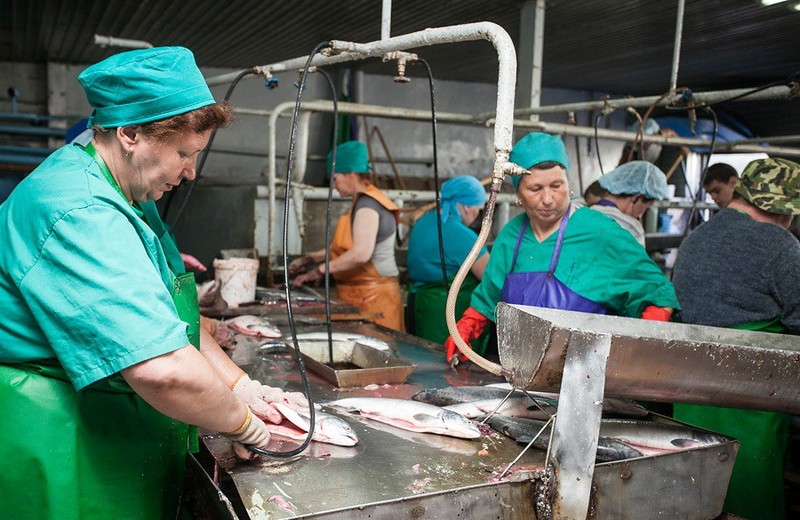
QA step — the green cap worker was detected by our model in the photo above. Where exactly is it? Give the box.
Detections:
[0,46,305,519]
[445,132,679,365]
[290,140,405,331]
[672,157,800,520]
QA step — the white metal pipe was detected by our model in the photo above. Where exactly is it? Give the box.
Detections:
[268,101,299,265]
[500,85,794,118]
[510,118,800,157]
[529,0,546,121]
[669,0,686,93]
[381,0,392,40]
[294,111,313,183]
[294,185,518,203]
[94,34,153,49]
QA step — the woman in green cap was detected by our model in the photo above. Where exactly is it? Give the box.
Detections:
[445,132,679,365]
[0,47,304,519]
[291,140,404,331]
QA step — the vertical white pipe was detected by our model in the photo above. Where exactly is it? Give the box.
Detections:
[529,0,546,121]
[669,0,686,93]
[381,0,392,40]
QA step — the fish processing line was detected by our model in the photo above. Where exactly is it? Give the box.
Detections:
[183,308,800,520]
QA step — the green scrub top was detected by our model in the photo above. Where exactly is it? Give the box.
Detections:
[471,206,679,320]
[0,142,198,519]
[0,144,190,389]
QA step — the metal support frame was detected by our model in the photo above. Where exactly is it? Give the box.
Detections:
[549,330,612,519]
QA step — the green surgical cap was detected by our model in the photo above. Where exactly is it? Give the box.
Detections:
[509,132,569,188]
[78,46,215,127]
[327,141,370,174]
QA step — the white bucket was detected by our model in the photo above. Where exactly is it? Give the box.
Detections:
[213,257,259,307]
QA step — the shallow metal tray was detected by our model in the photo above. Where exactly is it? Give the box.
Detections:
[295,339,416,387]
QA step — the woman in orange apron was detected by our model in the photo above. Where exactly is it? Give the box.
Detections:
[291,141,404,331]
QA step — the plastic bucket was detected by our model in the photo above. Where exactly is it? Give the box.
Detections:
[213,257,259,307]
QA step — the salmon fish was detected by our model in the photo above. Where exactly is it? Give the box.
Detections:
[270,402,358,447]
[325,397,481,439]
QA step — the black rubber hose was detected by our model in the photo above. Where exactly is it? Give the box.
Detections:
[594,113,605,175]
[314,67,339,368]
[247,43,332,457]
[164,69,255,227]
[414,58,448,290]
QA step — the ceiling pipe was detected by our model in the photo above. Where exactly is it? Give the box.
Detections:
[499,85,796,119]
[669,0,686,93]
[94,34,153,49]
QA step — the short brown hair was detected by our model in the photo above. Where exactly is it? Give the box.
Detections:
[94,101,234,141]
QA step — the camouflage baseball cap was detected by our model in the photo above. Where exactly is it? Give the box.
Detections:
[734,158,800,215]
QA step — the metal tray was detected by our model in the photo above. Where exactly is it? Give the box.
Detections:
[295,339,416,387]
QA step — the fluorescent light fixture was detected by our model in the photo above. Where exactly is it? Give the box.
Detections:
[793,1,800,9]
[761,0,790,5]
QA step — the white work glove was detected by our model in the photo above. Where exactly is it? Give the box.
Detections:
[232,375,310,422]
[222,408,272,460]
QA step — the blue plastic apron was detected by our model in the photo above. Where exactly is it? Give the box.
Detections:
[500,207,607,313]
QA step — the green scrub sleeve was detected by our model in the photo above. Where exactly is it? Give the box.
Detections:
[19,203,191,390]
[469,217,520,322]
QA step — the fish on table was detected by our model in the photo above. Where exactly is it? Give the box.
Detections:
[324,397,481,439]
[268,402,358,447]
[225,315,282,339]
[413,385,648,418]
[486,415,728,462]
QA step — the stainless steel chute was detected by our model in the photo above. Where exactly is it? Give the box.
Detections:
[497,303,800,415]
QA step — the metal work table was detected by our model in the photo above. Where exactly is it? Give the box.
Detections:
[192,317,736,520]
[199,318,544,519]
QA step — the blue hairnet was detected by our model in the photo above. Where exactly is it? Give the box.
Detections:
[327,141,370,174]
[626,119,660,135]
[509,132,569,189]
[598,161,670,200]
[440,176,486,223]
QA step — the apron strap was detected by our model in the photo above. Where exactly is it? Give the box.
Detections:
[509,206,572,275]
[548,205,572,274]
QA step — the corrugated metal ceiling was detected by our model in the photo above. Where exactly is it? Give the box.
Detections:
[2,0,799,135]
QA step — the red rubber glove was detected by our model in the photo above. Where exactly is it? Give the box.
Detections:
[641,305,671,322]
[444,307,491,364]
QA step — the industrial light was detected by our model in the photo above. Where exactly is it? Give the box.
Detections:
[793,1,800,10]
[760,0,790,5]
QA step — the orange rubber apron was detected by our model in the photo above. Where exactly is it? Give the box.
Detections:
[331,185,405,331]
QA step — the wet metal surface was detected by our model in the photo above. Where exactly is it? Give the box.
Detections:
[203,318,738,519]
[209,319,536,519]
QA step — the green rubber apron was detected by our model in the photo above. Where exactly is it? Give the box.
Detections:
[412,274,489,354]
[0,143,200,519]
[673,317,790,520]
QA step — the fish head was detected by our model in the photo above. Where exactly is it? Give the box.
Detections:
[439,410,482,439]
[317,415,359,447]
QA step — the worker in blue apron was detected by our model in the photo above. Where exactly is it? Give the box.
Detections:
[0,47,301,519]
[446,132,679,364]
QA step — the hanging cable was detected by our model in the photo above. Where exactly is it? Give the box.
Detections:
[247,43,333,458]
[413,58,448,290]
[314,67,339,369]
[164,69,255,227]
[593,113,605,175]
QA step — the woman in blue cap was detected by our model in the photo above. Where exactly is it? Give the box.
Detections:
[291,141,404,331]
[406,175,490,348]
[0,47,304,518]
[592,161,670,247]
[446,132,680,365]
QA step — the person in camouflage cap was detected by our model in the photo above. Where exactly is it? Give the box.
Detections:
[733,157,800,215]
[670,155,800,519]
